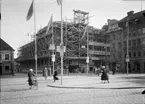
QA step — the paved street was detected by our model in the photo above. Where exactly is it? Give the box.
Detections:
[0,73,145,104]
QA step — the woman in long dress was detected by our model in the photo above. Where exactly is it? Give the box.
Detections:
[28,69,35,89]
[101,66,109,83]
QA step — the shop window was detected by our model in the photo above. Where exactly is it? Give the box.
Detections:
[4,54,10,61]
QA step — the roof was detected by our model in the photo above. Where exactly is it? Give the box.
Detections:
[119,10,145,24]
[0,38,14,51]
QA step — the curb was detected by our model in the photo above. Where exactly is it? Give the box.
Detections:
[47,84,145,90]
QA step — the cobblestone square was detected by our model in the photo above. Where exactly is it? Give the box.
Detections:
[0,73,145,104]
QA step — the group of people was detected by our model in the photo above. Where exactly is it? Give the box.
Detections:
[27,68,59,89]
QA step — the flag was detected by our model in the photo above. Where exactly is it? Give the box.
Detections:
[56,0,63,5]
[26,0,33,21]
[46,15,53,34]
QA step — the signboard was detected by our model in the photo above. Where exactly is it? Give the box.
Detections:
[56,45,66,53]
[49,44,55,50]
[51,54,55,62]
[126,55,129,62]
[86,57,89,63]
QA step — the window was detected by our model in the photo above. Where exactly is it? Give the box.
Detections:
[133,32,136,36]
[129,40,131,47]
[4,54,10,61]
[129,33,132,37]
[138,28,141,34]
[132,40,136,47]
[0,54,2,61]
[124,41,127,47]
[138,52,141,57]
[143,37,145,45]
[118,42,121,48]
[143,51,145,56]
[129,52,131,57]
[143,28,145,33]
[113,34,115,40]
[112,43,115,49]
[137,39,141,46]
[134,52,136,57]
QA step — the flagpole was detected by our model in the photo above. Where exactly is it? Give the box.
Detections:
[33,0,37,77]
[52,14,55,76]
[60,2,63,85]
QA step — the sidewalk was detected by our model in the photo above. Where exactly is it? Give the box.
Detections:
[47,73,145,89]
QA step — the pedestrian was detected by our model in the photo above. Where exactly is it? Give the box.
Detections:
[11,69,15,76]
[101,66,109,83]
[53,70,59,82]
[95,66,100,76]
[142,90,145,94]
[112,66,116,75]
[28,69,35,89]
[44,67,48,80]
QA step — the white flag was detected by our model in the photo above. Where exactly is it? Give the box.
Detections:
[46,15,53,34]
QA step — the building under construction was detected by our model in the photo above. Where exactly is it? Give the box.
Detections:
[16,10,110,73]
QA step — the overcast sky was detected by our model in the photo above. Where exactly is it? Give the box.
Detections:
[1,0,145,58]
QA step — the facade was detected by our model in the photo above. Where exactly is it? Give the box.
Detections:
[119,10,145,73]
[17,21,110,73]
[103,19,123,72]
[104,10,145,73]
[0,38,15,75]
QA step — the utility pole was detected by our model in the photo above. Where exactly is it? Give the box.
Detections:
[126,19,129,75]
[86,13,89,74]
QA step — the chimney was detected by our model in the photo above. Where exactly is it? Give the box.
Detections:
[127,11,134,17]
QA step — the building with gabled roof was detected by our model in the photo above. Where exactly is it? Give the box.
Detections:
[0,38,15,75]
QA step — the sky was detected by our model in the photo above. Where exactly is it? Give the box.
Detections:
[1,0,145,58]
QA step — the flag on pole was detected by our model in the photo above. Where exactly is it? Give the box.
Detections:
[46,15,53,34]
[26,0,33,21]
[56,0,63,5]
